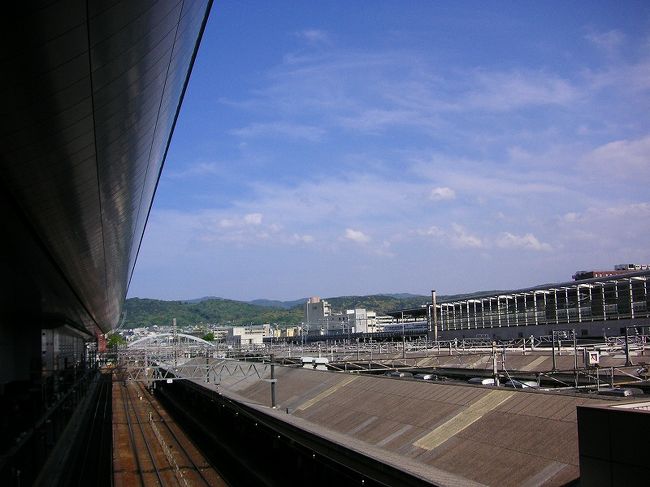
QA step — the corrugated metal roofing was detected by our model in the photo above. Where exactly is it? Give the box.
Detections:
[207,361,640,486]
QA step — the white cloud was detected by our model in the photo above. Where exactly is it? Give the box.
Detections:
[376,240,394,257]
[507,146,532,162]
[166,161,224,179]
[159,210,308,247]
[465,70,579,111]
[244,174,438,228]
[219,213,262,228]
[584,135,650,180]
[230,48,588,144]
[243,213,263,225]
[556,202,650,257]
[231,122,326,141]
[412,157,573,211]
[450,224,483,248]
[602,202,650,218]
[416,225,444,237]
[224,28,650,151]
[583,59,650,95]
[338,108,440,133]
[496,232,551,252]
[429,186,456,201]
[415,225,552,252]
[291,233,314,244]
[296,29,331,45]
[585,30,625,55]
[564,202,650,225]
[344,228,370,243]
[562,212,579,223]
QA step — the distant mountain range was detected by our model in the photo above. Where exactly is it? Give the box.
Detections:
[247,298,307,309]
[246,293,427,310]
[123,291,502,328]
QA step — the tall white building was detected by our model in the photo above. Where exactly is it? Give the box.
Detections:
[303,296,331,326]
[347,309,378,333]
[303,297,338,335]
[303,297,378,335]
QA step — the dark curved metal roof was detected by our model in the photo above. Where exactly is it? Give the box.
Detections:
[0,1,212,335]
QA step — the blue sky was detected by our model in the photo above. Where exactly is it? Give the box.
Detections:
[128,1,650,301]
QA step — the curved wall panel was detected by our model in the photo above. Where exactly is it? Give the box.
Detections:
[0,0,212,334]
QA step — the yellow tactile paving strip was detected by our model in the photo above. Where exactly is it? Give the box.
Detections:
[295,375,358,411]
[413,390,515,450]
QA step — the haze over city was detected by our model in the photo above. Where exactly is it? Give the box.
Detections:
[127,1,650,301]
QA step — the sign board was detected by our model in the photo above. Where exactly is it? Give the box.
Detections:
[587,351,600,366]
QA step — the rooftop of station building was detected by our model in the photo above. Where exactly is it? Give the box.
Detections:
[191,358,647,486]
[386,269,650,319]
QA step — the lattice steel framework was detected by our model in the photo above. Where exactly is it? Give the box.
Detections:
[436,273,650,332]
[116,332,271,383]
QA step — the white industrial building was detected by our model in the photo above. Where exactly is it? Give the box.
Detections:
[303,297,379,335]
[226,325,267,346]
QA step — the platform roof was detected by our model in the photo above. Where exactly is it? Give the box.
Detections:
[387,270,650,319]
[208,363,635,486]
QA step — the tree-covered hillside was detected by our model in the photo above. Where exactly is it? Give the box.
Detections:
[123,298,302,328]
[123,291,502,328]
[324,294,430,315]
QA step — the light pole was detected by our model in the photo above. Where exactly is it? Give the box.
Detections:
[551,330,557,371]
[402,320,406,359]
[432,290,438,344]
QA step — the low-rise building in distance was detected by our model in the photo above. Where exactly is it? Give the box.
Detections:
[226,325,266,346]
[573,263,650,281]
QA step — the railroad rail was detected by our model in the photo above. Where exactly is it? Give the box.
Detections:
[112,374,226,486]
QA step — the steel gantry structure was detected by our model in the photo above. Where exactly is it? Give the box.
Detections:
[116,332,273,385]
[387,272,650,341]
[434,272,650,338]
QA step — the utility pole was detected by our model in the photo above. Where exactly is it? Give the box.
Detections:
[624,327,631,366]
[551,331,557,371]
[492,341,500,387]
[431,290,438,344]
[173,318,178,367]
[573,329,578,388]
[270,354,277,408]
[206,349,210,383]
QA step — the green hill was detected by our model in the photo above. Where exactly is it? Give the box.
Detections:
[324,294,430,315]
[123,291,502,328]
[123,297,302,328]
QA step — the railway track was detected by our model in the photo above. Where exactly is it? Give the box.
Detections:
[113,375,226,486]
